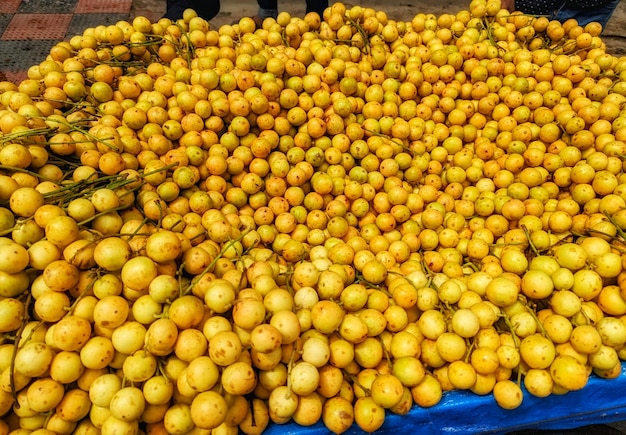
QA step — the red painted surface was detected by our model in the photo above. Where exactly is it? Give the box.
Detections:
[75,0,133,13]
[0,0,21,14]
[2,14,73,40]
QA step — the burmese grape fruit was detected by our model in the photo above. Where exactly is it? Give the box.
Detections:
[0,0,626,433]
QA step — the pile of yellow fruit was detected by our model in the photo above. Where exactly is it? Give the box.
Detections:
[0,0,625,433]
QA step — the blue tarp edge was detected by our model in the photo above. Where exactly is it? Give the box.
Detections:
[262,362,626,434]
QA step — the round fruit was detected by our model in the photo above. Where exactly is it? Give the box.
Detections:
[0,4,625,433]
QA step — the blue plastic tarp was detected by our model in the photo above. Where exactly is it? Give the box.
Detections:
[263,362,626,434]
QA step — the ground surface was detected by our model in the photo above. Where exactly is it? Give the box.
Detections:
[132,0,626,55]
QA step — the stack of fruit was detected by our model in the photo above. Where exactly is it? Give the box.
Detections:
[0,0,625,433]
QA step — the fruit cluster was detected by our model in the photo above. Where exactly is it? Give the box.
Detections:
[0,0,625,433]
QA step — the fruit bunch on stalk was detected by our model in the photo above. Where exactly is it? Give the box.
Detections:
[0,0,625,433]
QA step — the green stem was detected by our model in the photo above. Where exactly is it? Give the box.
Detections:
[182,230,249,296]
[9,293,31,402]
